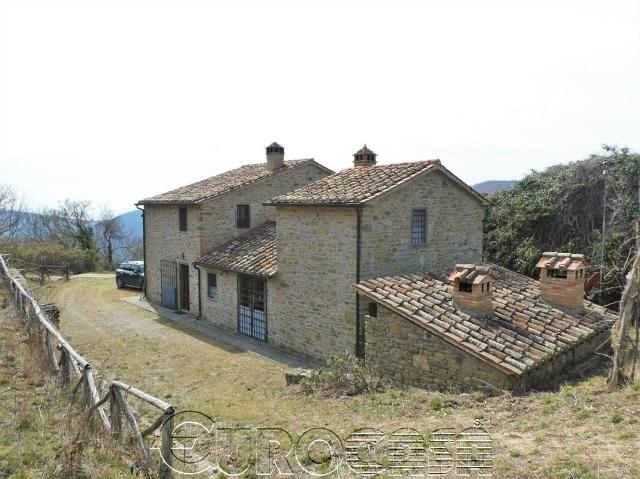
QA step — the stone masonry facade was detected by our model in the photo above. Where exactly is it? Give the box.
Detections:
[269,206,358,359]
[144,203,202,312]
[366,306,515,391]
[268,171,485,362]
[360,169,484,278]
[198,268,242,331]
[196,164,328,253]
[143,162,330,314]
[365,305,611,392]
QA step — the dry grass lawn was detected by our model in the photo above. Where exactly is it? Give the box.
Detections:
[24,276,640,478]
[0,285,140,478]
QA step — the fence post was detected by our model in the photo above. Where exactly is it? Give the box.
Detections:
[159,409,175,479]
[82,369,92,411]
[37,324,50,367]
[109,386,122,440]
[45,330,59,373]
[58,348,70,387]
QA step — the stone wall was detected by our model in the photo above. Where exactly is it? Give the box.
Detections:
[518,329,610,390]
[360,169,485,280]
[365,306,516,391]
[197,163,330,253]
[365,304,608,392]
[269,206,358,360]
[144,204,202,313]
[144,162,330,316]
[198,267,239,331]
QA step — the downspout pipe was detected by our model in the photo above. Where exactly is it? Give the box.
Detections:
[193,262,203,319]
[135,204,147,298]
[355,205,363,359]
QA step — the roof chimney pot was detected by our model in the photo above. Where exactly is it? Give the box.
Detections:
[353,144,377,167]
[266,142,285,170]
[448,264,495,318]
[536,252,588,312]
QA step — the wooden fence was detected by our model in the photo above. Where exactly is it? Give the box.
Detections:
[0,254,175,478]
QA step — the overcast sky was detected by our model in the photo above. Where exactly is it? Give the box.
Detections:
[1,0,638,216]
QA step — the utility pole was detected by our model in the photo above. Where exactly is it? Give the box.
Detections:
[599,160,609,304]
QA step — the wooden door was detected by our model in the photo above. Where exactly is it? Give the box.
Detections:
[179,264,190,311]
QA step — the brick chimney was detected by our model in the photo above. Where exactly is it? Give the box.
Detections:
[353,144,377,167]
[266,142,285,170]
[448,264,495,318]
[536,252,588,312]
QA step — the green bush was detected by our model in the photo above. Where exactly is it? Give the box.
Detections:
[299,352,390,398]
[611,410,623,424]
[484,146,639,307]
[0,240,97,274]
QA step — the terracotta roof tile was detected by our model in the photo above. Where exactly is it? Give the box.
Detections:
[267,161,447,206]
[195,222,277,277]
[354,265,616,376]
[138,160,328,205]
[535,252,588,271]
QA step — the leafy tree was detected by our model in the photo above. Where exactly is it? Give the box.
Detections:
[0,184,25,239]
[96,207,127,268]
[484,145,640,308]
[28,200,96,250]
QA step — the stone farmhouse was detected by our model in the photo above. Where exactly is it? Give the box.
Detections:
[137,144,613,391]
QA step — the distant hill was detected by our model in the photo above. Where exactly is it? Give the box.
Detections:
[117,210,143,238]
[472,180,517,193]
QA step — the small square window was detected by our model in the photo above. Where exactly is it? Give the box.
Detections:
[207,273,218,299]
[179,207,188,231]
[236,205,250,229]
[411,209,427,245]
[368,302,378,318]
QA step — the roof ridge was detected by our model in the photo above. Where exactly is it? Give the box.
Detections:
[266,159,488,207]
[137,158,330,205]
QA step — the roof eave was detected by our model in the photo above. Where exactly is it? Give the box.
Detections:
[193,261,276,278]
[263,201,363,207]
[361,163,490,207]
[431,165,491,206]
[136,200,197,206]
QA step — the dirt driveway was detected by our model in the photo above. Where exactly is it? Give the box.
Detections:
[48,277,316,426]
[46,276,449,434]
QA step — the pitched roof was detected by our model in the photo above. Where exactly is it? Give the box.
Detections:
[195,222,277,277]
[354,265,615,376]
[266,160,489,206]
[137,160,331,205]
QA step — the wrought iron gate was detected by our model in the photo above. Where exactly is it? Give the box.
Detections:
[160,260,177,309]
[237,275,267,341]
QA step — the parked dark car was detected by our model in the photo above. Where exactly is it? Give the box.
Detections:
[115,261,145,289]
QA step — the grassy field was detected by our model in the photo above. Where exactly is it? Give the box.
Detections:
[14,275,640,478]
[0,285,141,479]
